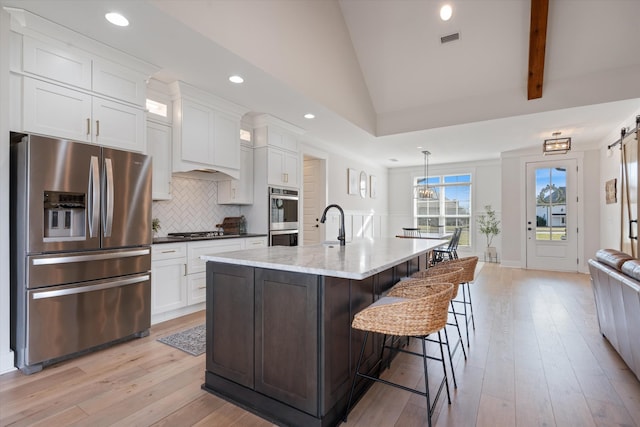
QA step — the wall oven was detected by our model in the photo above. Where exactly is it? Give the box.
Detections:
[270,229,298,247]
[269,187,299,246]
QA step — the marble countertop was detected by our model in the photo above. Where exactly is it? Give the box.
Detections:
[200,237,448,280]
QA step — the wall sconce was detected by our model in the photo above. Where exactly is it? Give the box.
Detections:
[543,132,571,155]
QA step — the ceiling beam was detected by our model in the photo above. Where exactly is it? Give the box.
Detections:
[527,0,549,100]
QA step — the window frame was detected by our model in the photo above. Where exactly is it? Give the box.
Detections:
[414,172,473,246]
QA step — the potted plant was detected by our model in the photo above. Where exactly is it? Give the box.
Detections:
[477,205,500,261]
[152,218,161,236]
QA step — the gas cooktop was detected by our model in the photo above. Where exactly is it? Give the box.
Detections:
[167,231,239,240]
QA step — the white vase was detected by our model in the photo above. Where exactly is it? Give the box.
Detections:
[485,246,497,262]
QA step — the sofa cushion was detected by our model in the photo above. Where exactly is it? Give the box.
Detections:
[622,259,640,282]
[596,249,634,270]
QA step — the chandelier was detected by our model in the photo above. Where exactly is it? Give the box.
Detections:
[414,150,437,200]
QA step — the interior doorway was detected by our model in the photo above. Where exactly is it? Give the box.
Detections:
[302,155,327,245]
[525,159,578,272]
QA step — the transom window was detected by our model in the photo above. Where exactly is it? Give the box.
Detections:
[415,173,472,246]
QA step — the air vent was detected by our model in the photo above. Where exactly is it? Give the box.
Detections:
[441,32,460,44]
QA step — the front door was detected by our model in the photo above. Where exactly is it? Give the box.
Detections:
[525,159,578,271]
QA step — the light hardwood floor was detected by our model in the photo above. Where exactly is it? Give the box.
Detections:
[1,263,639,426]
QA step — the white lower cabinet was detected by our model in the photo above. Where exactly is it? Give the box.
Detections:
[151,243,187,316]
[152,238,260,323]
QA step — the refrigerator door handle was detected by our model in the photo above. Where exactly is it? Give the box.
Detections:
[103,157,114,237]
[31,248,150,265]
[88,155,100,238]
[32,274,150,300]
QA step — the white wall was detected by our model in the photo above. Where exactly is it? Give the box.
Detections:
[598,110,640,251]
[301,142,389,242]
[0,7,14,374]
[388,159,502,258]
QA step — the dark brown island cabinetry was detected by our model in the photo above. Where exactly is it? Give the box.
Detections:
[203,255,422,427]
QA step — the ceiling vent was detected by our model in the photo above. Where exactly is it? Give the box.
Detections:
[440,32,460,44]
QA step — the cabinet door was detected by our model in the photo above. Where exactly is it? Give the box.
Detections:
[207,263,255,388]
[187,240,244,275]
[213,112,240,170]
[254,269,318,415]
[147,121,172,200]
[187,272,207,305]
[151,258,187,314]
[181,99,214,165]
[244,237,267,249]
[22,35,92,90]
[92,58,147,106]
[282,150,299,187]
[267,147,299,188]
[267,148,286,186]
[93,97,146,152]
[23,77,92,142]
[218,145,253,205]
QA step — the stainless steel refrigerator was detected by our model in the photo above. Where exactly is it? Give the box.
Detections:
[10,133,153,374]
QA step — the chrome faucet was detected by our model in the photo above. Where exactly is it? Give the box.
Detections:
[320,204,346,246]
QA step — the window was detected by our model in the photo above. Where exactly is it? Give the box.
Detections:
[415,173,472,246]
[535,167,567,241]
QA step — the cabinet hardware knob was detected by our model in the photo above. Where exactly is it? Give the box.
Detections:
[96,120,100,137]
[86,118,91,135]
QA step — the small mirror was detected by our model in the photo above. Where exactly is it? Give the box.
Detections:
[359,171,367,198]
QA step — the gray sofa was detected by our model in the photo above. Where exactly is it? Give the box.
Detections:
[588,249,640,380]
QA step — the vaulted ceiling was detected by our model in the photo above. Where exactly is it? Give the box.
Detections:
[4,0,640,167]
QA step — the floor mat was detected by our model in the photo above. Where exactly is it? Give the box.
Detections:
[157,324,206,356]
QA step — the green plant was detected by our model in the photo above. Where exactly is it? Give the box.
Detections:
[477,205,500,247]
[152,218,161,234]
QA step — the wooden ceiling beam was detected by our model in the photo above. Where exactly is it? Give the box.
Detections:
[527,0,549,100]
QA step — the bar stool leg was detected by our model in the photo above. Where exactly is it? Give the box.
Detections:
[466,282,476,330]
[421,336,433,427]
[441,328,457,389]
[450,301,467,360]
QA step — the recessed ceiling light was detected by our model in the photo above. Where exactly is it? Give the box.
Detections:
[304,113,315,119]
[440,4,453,21]
[229,75,244,84]
[105,12,129,27]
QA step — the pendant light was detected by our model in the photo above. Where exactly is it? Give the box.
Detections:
[414,150,437,200]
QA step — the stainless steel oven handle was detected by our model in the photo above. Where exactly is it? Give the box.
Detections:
[270,229,299,235]
[32,248,150,266]
[103,157,114,237]
[270,195,299,201]
[32,274,150,300]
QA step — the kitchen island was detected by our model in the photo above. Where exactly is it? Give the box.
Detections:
[201,238,447,427]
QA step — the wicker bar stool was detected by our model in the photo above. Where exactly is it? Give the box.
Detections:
[388,266,466,388]
[434,256,479,347]
[344,283,454,427]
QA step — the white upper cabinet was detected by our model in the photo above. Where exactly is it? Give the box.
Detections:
[8,9,156,152]
[253,115,303,189]
[147,121,172,200]
[22,35,92,90]
[170,81,249,180]
[21,77,146,151]
[218,143,254,205]
[267,146,299,188]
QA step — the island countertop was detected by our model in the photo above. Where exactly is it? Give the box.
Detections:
[200,237,447,280]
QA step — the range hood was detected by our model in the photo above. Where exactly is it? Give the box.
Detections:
[169,81,249,181]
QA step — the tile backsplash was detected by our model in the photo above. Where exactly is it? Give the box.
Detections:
[151,175,240,237]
